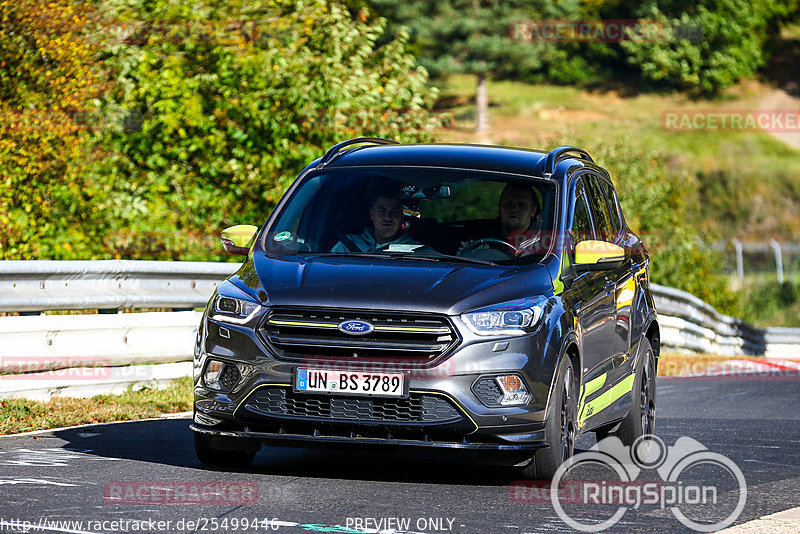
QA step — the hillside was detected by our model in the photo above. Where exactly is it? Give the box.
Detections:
[434,75,800,245]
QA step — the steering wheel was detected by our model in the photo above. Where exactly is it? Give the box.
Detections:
[459,237,517,258]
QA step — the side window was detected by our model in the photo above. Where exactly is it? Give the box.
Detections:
[571,183,594,249]
[585,175,614,242]
[598,179,623,237]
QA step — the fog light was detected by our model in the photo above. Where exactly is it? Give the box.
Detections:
[203,360,241,392]
[472,374,532,407]
[496,374,531,406]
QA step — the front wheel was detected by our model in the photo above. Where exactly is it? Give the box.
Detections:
[521,358,576,479]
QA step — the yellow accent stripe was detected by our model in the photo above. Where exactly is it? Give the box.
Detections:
[410,390,479,435]
[267,319,448,334]
[268,319,338,328]
[578,373,635,424]
[374,326,450,334]
[584,373,606,398]
[233,383,293,419]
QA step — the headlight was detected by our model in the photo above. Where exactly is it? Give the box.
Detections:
[209,281,262,324]
[461,296,547,336]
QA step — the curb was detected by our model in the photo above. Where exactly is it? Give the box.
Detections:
[0,411,193,438]
[718,506,800,533]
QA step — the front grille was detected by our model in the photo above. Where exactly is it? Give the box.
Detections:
[241,386,462,425]
[260,307,459,365]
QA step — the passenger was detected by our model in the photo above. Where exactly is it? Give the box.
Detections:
[331,190,422,253]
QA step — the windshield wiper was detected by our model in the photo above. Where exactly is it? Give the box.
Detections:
[406,253,496,265]
[311,252,494,265]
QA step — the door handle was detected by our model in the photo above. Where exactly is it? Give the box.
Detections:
[603,281,616,296]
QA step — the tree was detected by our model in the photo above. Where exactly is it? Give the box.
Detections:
[0,0,105,259]
[369,0,572,133]
[618,0,798,93]
[90,0,442,260]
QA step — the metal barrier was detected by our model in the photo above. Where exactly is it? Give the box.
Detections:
[0,262,798,399]
[651,284,800,358]
[0,260,238,312]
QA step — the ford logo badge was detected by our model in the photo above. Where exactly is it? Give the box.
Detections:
[338,320,374,335]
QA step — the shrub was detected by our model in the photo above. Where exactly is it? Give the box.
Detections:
[93,0,442,259]
[0,0,105,259]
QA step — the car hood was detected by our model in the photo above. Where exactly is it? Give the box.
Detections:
[230,252,555,315]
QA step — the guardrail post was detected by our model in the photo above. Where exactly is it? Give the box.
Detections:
[769,239,784,284]
[732,238,743,283]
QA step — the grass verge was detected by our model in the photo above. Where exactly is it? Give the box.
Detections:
[0,376,192,435]
[0,356,778,434]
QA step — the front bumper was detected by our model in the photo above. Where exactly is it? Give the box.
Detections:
[193,312,558,451]
[190,423,544,452]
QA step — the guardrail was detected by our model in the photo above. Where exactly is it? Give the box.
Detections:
[651,284,798,358]
[0,260,237,312]
[0,261,798,399]
[0,260,239,399]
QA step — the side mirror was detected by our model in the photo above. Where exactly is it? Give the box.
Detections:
[220,225,258,255]
[574,240,625,272]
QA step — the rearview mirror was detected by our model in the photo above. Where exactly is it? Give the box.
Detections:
[574,240,625,271]
[221,225,258,255]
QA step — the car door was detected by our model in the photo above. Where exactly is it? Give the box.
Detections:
[568,178,616,389]
[584,174,635,391]
[594,177,636,363]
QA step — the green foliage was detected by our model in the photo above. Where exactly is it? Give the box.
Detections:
[368,0,591,82]
[0,0,105,259]
[91,0,442,259]
[620,0,798,93]
[738,281,800,327]
[369,0,800,92]
[584,137,739,312]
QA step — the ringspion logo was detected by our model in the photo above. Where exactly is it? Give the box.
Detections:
[539,435,747,532]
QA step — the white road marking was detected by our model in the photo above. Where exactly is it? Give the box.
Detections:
[0,477,77,486]
[0,447,120,466]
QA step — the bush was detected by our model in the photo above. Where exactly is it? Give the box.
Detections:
[93,0,442,260]
[0,0,105,259]
[582,137,740,313]
[620,0,797,93]
[737,280,800,327]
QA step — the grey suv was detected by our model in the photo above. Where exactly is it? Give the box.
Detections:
[191,138,659,479]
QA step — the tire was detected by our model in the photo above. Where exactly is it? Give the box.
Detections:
[521,358,577,480]
[614,338,656,446]
[194,432,256,468]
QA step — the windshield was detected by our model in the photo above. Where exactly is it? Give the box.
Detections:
[263,167,558,265]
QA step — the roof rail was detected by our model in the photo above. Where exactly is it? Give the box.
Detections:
[543,146,594,176]
[318,137,400,168]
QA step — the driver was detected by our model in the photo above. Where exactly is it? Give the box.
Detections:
[457,183,542,257]
[499,183,542,250]
[331,189,422,253]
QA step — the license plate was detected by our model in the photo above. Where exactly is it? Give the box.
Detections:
[295,368,405,398]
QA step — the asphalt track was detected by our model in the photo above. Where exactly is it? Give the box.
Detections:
[1,375,799,534]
